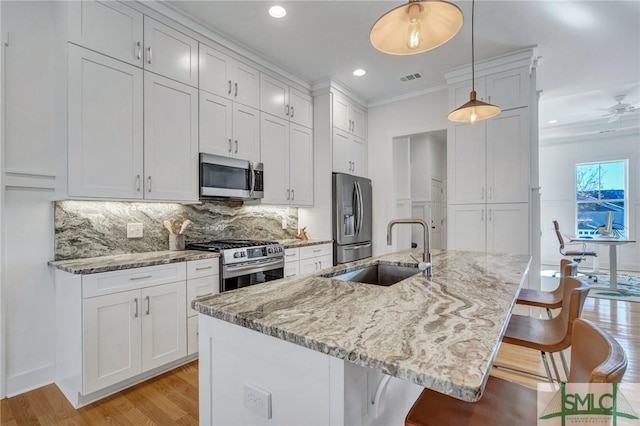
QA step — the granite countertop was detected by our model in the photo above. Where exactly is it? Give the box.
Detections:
[193,248,531,402]
[278,238,333,248]
[49,250,220,274]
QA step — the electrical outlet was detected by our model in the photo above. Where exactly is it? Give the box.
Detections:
[281,218,287,229]
[127,223,143,238]
[243,383,272,419]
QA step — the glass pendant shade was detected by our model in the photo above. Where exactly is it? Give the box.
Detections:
[370,0,463,55]
[448,91,501,123]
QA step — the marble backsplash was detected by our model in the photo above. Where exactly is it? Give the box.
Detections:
[55,200,298,260]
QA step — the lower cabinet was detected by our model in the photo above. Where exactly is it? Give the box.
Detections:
[55,261,196,407]
[448,203,529,255]
[186,258,219,355]
[283,243,333,277]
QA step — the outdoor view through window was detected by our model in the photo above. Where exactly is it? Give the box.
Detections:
[576,160,627,236]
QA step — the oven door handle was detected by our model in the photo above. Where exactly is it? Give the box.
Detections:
[224,258,284,278]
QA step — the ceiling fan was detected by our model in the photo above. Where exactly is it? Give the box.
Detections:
[599,95,639,123]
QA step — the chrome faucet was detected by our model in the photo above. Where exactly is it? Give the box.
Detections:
[386,219,432,278]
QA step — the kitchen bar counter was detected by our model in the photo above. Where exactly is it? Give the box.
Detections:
[194,248,531,405]
[278,238,333,248]
[48,250,220,274]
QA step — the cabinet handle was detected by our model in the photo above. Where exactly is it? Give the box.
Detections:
[147,46,152,64]
[228,138,232,153]
[147,176,152,192]
[196,266,213,271]
[234,140,238,154]
[145,295,150,315]
[234,82,238,98]
[285,105,290,117]
[136,42,141,60]
[488,95,491,103]
[135,174,141,192]
[286,252,296,257]
[286,189,290,200]
[291,106,294,118]
[489,187,492,200]
[134,298,139,318]
[291,189,295,200]
[130,275,152,281]
[481,187,484,200]
[315,261,318,270]
[319,261,322,269]
[489,208,492,221]
[313,249,321,253]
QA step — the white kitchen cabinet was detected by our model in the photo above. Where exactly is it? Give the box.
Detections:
[83,289,142,394]
[284,244,333,277]
[144,72,199,201]
[68,0,144,67]
[450,67,530,112]
[260,73,313,128]
[332,128,367,177]
[143,16,198,87]
[186,259,219,355]
[199,43,260,109]
[448,203,529,255]
[448,108,529,205]
[261,114,313,206]
[199,91,260,162]
[67,45,144,199]
[284,248,300,278]
[332,92,366,139]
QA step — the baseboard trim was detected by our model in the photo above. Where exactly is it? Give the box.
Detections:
[6,364,55,397]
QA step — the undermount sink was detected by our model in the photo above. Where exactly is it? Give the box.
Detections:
[323,263,421,286]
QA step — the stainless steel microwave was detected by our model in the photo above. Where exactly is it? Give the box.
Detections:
[199,153,264,200]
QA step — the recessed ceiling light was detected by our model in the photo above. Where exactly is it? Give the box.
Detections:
[547,119,558,124]
[269,5,286,18]
[353,69,366,77]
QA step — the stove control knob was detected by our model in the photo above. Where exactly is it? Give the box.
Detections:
[267,247,274,254]
[240,252,246,257]
[278,247,283,253]
[233,252,241,258]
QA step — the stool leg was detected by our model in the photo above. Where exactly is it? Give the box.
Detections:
[540,351,554,384]
[548,352,562,382]
[559,350,570,380]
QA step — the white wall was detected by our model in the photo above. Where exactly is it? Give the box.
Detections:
[540,129,640,271]
[368,89,450,255]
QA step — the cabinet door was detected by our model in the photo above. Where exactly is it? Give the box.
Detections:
[315,255,333,271]
[289,88,313,128]
[261,114,290,205]
[68,45,144,199]
[144,72,198,201]
[187,275,217,317]
[332,93,350,132]
[485,67,530,111]
[289,124,314,206]
[199,43,233,98]
[350,136,368,178]
[260,73,289,120]
[486,203,529,255]
[83,290,142,394]
[141,281,187,371]
[447,204,486,252]
[68,0,143,66]
[448,121,486,204]
[349,104,366,138]
[486,109,529,203]
[187,316,199,356]
[284,261,299,278]
[232,104,260,162]
[143,16,198,87]
[299,257,319,275]
[332,128,351,174]
[200,92,233,157]
[232,60,260,109]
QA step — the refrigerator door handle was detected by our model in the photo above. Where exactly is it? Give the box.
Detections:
[356,181,364,236]
[353,183,359,236]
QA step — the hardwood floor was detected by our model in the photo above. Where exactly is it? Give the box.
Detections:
[1,298,638,425]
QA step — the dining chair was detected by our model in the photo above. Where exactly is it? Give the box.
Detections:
[553,220,598,282]
[405,318,627,426]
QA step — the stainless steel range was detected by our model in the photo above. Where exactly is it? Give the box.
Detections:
[187,240,284,293]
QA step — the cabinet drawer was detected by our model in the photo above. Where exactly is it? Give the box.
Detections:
[284,248,299,262]
[187,258,219,279]
[187,275,218,317]
[187,316,198,356]
[284,262,299,278]
[82,263,186,299]
[299,244,332,260]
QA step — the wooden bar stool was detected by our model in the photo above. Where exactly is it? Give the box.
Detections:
[516,259,578,379]
[405,318,627,426]
[503,276,589,383]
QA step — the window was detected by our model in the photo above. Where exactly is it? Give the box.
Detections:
[575,160,627,236]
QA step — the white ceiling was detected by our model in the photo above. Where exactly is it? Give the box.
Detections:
[166,0,640,135]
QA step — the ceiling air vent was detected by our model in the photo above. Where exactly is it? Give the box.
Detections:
[400,72,423,82]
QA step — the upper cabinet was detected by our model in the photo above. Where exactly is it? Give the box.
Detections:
[143,17,198,87]
[332,92,366,139]
[199,43,260,109]
[450,67,530,112]
[68,0,144,67]
[260,73,313,128]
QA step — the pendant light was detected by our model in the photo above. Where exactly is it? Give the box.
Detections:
[370,0,463,55]
[448,0,501,123]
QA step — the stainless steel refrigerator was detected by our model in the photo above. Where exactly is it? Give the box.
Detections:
[333,173,373,265]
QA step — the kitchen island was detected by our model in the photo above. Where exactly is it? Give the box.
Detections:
[193,248,530,426]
